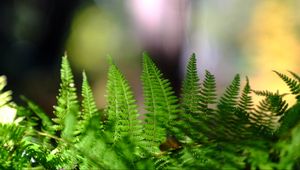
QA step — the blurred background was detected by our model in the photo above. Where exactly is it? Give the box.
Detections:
[0,0,300,114]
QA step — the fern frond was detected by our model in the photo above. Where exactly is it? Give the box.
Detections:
[238,77,253,113]
[182,70,217,142]
[199,70,217,113]
[252,91,288,132]
[141,53,179,153]
[181,53,201,114]
[218,74,241,112]
[53,56,80,140]
[273,71,300,98]
[106,60,142,143]
[178,54,202,142]
[212,74,241,140]
[80,72,100,132]
[288,70,300,82]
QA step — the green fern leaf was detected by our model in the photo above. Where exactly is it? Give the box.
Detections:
[53,56,80,140]
[251,91,288,132]
[106,60,142,143]
[80,72,101,132]
[212,74,241,139]
[199,70,217,114]
[238,77,254,114]
[141,52,179,153]
[288,70,300,83]
[181,53,201,114]
[273,71,300,99]
[218,74,241,112]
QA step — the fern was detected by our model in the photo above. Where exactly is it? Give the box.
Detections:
[53,55,80,140]
[252,90,288,133]
[208,74,241,140]
[238,77,253,113]
[274,70,300,100]
[2,53,300,169]
[141,52,179,153]
[218,74,241,113]
[178,54,202,143]
[80,72,101,132]
[199,70,217,115]
[106,60,142,143]
[181,53,201,115]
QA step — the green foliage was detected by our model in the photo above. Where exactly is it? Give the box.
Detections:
[53,56,80,141]
[142,52,179,153]
[80,72,101,132]
[1,53,300,169]
[273,70,300,100]
[181,53,201,115]
[106,59,142,143]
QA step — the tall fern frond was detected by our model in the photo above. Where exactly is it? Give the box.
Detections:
[181,53,201,114]
[53,56,80,140]
[212,74,241,140]
[80,72,101,132]
[106,60,142,143]
[179,54,202,142]
[189,70,217,141]
[141,52,179,153]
